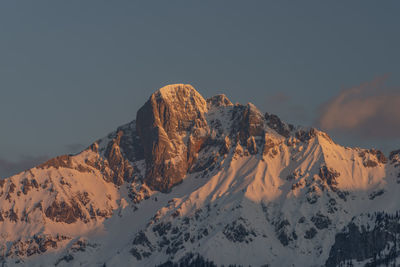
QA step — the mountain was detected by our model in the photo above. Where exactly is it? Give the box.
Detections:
[1,84,400,267]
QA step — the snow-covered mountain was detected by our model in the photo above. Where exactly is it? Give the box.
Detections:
[1,84,400,267]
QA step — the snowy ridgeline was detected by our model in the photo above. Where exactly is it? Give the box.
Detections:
[0,84,399,267]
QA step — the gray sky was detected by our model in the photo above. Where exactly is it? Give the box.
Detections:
[1,1,400,177]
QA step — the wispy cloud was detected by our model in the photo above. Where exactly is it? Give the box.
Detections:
[0,155,49,178]
[268,92,291,104]
[317,75,400,139]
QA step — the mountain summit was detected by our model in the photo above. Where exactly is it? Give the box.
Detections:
[1,84,400,266]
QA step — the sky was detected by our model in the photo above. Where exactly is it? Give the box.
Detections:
[0,1,399,177]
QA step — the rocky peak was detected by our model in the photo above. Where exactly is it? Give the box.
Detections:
[265,113,294,138]
[157,84,207,116]
[233,103,264,143]
[136,84,209,192]
[206,94,233,108]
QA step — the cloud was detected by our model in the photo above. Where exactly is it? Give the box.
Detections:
[267,92,291,104]
[65,143,85,153]
[317,75,400,139]
[0,155,49,178]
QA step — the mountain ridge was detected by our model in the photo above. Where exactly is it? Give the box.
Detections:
[0,84,399,266]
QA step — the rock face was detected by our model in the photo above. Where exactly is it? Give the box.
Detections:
[136,84,209,192]
[236,104,264,142]
[103,130,135,186]
[265,112,293,138]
